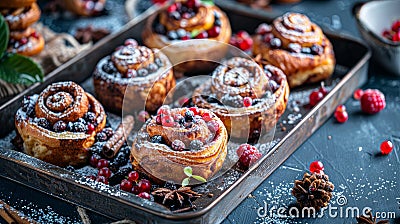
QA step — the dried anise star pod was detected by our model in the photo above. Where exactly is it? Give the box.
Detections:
[152,186,201,209]
[356,210,389,224]
[292,172,334,211]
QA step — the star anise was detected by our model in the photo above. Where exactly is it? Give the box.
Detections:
[152,186,201,208]
[74,25,110,44]
[356,210,389,224]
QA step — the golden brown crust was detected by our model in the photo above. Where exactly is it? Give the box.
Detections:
[252,13,335,88]
[1,3,41,30]
[131,108,227,183]
[142,5,231,74]
[15,82,107,167]
[63,0,106,16]
[0,0,35,8]
[8,28,45,56]
[193,57,289,141]
[93,45,176,114]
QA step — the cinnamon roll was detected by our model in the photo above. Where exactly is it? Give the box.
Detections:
[1,2,40,30]
[15,82,107,167]
[63,0,106,17]
[93,39,176,114]
[192,57,289,142]
[0,0,35,8]
[131,106,227,183]
[252,13,335,88]
[8,27,44,56]
[142,0,232,74]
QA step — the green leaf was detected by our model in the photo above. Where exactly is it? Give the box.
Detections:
[0,15,9,57]
[201,0,214,6]
[183,166,192,177]
[181,177,190,187]
[190,29,200,38]
[0,54,43,85]
[192,175,207,183]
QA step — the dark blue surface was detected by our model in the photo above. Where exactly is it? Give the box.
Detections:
[1,0,400,223]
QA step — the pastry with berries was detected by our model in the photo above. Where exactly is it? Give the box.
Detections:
[131,106,227,183]
[192,57,289,142]
[93,39,176,114]
[63,0,106,16]
[252,13,335,88]
[1,0,44,56]
[14,82,107,167]
[142,0,232,74]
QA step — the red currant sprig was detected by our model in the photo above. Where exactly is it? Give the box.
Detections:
[334,104,348,123]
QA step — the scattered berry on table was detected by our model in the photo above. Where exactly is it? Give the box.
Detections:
[309,161,324,174]
[380,140,394,155]
[236,144,262,168]
[360,89,386,114]
[309,91,324,107]
[353,89,364,100]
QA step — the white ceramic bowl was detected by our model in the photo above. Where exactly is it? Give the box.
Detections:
[354,0,400,75]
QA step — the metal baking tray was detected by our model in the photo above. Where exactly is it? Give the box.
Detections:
[0,5,370,224]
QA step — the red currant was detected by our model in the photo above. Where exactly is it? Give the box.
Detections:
[207,120,219,133]
[167,3,177,13]
[97,159,109,169]
[335,105,346,113]
[161,115,175,127]
[236,30,250,39]
[87,175,96,181]
[238,38,253,51]
[243,97,252,107]
[189,107,200,116]
[207,26,221,38]
[256,23,272,35]
[98,167,112,178]
[138,192,151,200]
[157,105,170,115]
[131,185,140,194]
[309,91,324,107]
[30,31,39,39]
[95,176,109,184]
[380,140,394,155]
[353,89,364,100]
[334,110,348,123]
[195,31,208,39]
[138,179,151,193]
[319,85,328,96]
[181,34,191,40]
[391,20,400,32]
[89,154,101,167]
[202,112,212,122]
[309,161,324,173]
[87,123,95,134]
[128,171,140,182]
[120,179,133,192]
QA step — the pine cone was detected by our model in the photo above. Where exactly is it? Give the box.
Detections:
[292,172,334,211]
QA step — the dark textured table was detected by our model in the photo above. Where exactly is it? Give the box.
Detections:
[1,0,399,223]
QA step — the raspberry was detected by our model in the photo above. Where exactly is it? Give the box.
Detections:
[236,144,262,168]
[360,89,386,114]
[172,139,185,151]
[309,161,324,173]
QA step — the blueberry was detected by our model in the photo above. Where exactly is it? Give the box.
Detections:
[184,110,194,122]
[137,69,149,77]
[155,58,164,67]
[189,140,203,151]
[214,19,222,27]
[34,117,50,129]
[53,120,67,132]
[269,80,279,92]
[22,95,38,117]
[147,63,158,73]
[169,11,181,20]
[167,30,179,40]
[301,47,312,54]
[102,61,116,74]
[288,43,301,53]
[270,38,282,49]
[214,11,221,19]
[102,127,114,138]
[74,122,87,132]
[311,44,323,55]
[96,132,108,142]
[84,112,96,124]
[150,135,164,144]
[77,118,86,125]
[178,117,185,125]
[176,29,187,38]
[66,122,74,132]
[154,23,166,35]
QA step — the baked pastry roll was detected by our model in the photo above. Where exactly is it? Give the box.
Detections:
[193,57,289,142]
[93,39,176,114]
[0,0,35,8]
[142,0,231,74]
[15,82,107,167]
[63,0,106,16]
[131,107,227,183]
[253,13,335,88]
[1,2,44,56]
